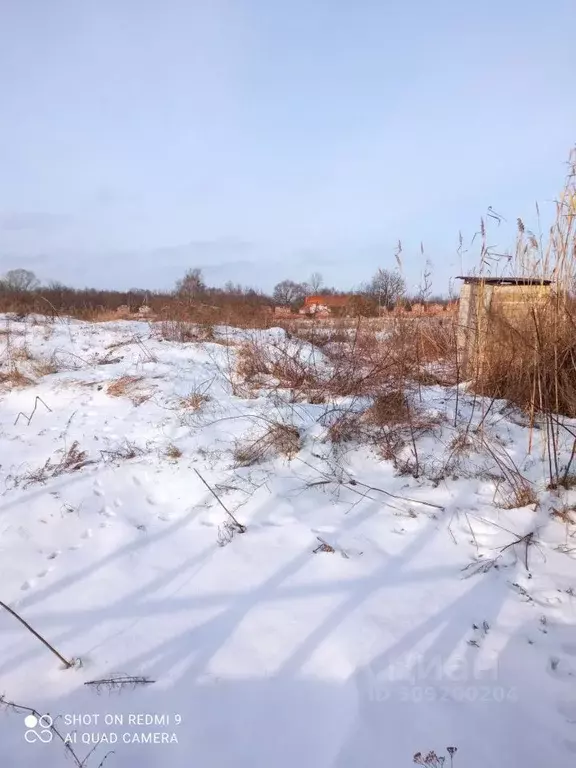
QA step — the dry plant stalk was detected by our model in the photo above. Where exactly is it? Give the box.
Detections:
[0,601,73,667]
[194,468,246,533]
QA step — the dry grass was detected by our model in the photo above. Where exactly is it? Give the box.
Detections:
[100,439,146,461]
[327,413,364,444]
[159,320,215,343]
[165,443,183,460]
[472,303,576,417]
[106,375,152,405]
[10,345,33,362]
[234,423,301,466]
[92,310,138,322]
[236,340,322,391]
[0,368,35,389]
[179,390,210,410]
[107,375,143,397]
[236,328,410,401]
[31,354,61,378]
[21,442,92,488]
[180,392,209,410]
[366,390,412,426]
[550,505,576,524]
[497,481,539,510]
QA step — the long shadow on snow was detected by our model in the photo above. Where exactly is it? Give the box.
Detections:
[0,499,212,676]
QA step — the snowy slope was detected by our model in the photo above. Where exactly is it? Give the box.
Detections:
[1,315,575,768]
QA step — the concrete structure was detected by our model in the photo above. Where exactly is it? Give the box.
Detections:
[456,276,552,376]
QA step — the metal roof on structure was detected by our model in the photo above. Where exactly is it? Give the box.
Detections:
[456,276,552,286]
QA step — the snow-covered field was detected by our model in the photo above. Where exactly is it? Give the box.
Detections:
[1,315,576,767]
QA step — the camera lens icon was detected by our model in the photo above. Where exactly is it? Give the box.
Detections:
[24,714,53,743]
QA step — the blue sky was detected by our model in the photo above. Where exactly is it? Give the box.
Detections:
[0,0,574,295]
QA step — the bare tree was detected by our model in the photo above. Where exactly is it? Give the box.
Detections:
[2,268,39,292]
[308,272,323,294]
[367,268,406,310]
[224,280,243,295]
[175,268,205,302]
[416,257,433,306]
[46,280,67,291]
[272,279,307,307]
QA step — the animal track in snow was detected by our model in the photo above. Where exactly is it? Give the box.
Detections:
[558,700,576,724]
[20,580,34,591]
[46,550,60,560]
[548,656,574,681]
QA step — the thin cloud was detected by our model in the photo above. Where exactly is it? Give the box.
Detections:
[0,212,71,233]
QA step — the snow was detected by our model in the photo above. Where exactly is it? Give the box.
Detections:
[1,314,576,767]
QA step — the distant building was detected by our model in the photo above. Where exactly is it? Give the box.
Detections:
[301,295,350,317]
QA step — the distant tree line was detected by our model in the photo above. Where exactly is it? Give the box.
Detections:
[0,265,450,320]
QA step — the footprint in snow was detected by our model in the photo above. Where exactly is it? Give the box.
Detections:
[535,591,564,607]
[113,498,123,508]
[93,488,105,497]
[312,526,338,535]
[46,550,60,560]
[37,568,52,578]
[81,529,93,540]
[101,506,116,518]
[549,657,575,681]
[21,580,34,591]
[558,700,576,724]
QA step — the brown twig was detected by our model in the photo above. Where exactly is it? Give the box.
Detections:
[346,478,445,511]
[14,395,52,426]
[499,531,534,571]
[0,600,73,668]
[84,674,154,691]
[194,468,246,532]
